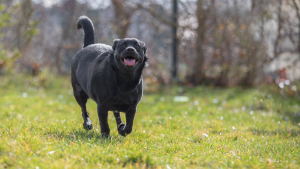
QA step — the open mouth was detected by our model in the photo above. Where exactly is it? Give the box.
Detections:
[121,56,139,66]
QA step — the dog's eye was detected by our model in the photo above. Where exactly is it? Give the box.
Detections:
[135,44,140,48]
[122,44,127,48]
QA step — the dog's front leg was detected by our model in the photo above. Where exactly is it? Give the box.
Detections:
[97,105,110,138]
[113,111,125,130]
[118,108,136,136]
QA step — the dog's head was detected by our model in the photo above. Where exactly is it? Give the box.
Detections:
[112,38,147,71]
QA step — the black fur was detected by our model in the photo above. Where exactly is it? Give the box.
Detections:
[76,16,95,48]
[71,16,148,137]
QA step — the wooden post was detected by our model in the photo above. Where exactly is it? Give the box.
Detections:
[172,0,178,80]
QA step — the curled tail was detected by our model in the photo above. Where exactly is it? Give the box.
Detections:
[76,16,95,48]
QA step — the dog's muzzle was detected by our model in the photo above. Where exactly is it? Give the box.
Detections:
[120,47,140,66]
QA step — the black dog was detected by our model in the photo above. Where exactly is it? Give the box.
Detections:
[71,16,148,137]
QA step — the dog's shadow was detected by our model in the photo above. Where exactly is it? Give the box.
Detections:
[44,128,125,144]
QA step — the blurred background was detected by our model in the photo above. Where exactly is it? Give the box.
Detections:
[0,0,299,90]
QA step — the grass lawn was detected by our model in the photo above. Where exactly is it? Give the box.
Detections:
[0,75,299,168]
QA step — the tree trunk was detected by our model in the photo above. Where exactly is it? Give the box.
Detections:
[172,0,178,80]
[274,0,282,59]
[55,0,77,74]
[193,0,206,84]
[292,0,300,59]
[111,0,133,38]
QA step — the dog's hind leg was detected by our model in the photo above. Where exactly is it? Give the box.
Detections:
[113,111,125,132]
[73,87,93,131]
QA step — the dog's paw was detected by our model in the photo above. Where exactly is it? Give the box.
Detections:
[101,132,110,138]
[117,124,126,136]
[83,121,93,131]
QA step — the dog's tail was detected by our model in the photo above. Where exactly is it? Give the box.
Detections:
[76,16,95,48]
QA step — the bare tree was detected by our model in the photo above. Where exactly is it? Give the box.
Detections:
[292,0,300,58]
[53,0,78,74]
[111,0,136,38]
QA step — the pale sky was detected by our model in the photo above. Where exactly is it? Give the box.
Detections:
[31,0,111,8]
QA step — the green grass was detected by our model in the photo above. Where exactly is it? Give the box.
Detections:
[0,75,299,168]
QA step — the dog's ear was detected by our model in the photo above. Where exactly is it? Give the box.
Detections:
[141,42,148,62]
[112,39,120,50]
[140,42,147,55]
[143,46,147,55]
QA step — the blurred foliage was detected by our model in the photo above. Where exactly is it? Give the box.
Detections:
[0,0,300,88]
[0,70,68,92]
[15,0,40,49]
[0,1,20,74]
[0,0,39,75]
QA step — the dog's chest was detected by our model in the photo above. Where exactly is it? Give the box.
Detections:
[108,91,140,112]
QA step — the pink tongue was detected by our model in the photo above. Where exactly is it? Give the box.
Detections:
[124,59,136,66]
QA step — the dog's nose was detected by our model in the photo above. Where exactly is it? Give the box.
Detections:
[126,47,134,52]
